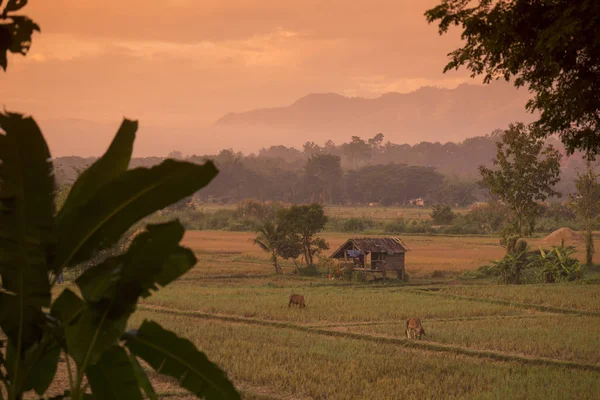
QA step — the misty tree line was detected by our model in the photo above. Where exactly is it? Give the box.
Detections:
[54,132,594,206]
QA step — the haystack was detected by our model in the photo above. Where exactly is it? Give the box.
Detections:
[540,228,584,245]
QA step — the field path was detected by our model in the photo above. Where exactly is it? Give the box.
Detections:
[304,313,554,328]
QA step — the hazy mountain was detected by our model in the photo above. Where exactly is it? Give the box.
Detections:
[37,82,537,157]
[216,82,537,144]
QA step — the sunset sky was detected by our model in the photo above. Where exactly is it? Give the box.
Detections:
[0,0,498,156]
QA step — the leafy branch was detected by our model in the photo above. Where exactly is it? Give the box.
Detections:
[0,0,40,70]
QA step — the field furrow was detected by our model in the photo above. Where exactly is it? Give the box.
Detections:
[136,305,600,371]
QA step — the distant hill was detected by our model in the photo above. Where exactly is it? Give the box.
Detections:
[215,82,537,144]
[38,82,538,157]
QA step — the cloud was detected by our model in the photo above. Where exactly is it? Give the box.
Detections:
[24,27,338,69]
[0,0,477,137]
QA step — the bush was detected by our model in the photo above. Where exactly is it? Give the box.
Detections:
[352,270,367,282]
[297,264,320,276]
[325,217,382,232]
[487,239,584,284]
[341,265,355,280]
[236,199,286,221]
[342,218,377,232]
[437,222,484,235]
[431,204,456,225]
[532,241,585,282]
[533,217,582,234]
[464,201,511,233]
[539,202,577,222]
[383,218,406,233]
[404,220,434,234]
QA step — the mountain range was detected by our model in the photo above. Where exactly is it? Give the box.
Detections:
[215,81,537,145]
[38,82,537,157]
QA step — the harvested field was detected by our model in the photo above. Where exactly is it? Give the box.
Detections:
[128,311,600,400]
[45,230,600,399]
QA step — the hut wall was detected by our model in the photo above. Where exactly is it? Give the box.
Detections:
[384,253,405,271]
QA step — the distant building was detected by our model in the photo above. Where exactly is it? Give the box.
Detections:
[409,198,425,207]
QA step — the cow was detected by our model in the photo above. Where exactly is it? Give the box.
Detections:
[406,317,426,340]
[288,294,306,308]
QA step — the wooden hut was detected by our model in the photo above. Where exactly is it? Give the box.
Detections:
[330,237,410,279]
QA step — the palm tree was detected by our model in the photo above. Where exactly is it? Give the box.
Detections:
[253,221,284,274]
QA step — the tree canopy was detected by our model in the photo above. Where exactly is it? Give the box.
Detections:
[278,204,329,267]
[425,0,600,158]
[479,123,562,236]
[0,0,40,70]
[570,165,600,265]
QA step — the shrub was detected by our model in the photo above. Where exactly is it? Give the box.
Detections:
[352,270,367,282]
[465,201,511,233]
[383,218,406,233]
[297,264,320,276]
[487,239,584,284]
[236,199,285,221]
[431,204,456,224]
[342,217,375,232]
[532,241,585,282]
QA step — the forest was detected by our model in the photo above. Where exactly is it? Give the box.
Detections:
[53,132,593,206]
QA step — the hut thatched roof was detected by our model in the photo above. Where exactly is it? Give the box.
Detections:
[330,237,409,258]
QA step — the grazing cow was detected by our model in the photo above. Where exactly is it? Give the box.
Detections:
[406,317,426,340]
[288,294,306,308]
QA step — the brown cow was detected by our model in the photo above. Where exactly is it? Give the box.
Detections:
[288,294,306,308]
[406,317,426,340]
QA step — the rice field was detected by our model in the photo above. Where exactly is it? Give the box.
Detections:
[47,229,600,399]
[437,285,600,312]
[127,312,600,400]
[181,231,509,277]
[120,230,600,399]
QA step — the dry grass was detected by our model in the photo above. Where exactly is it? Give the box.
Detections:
[438,285,600,312]
[127,311,600,400]
[141,283,522,323]
[43,230,600,399]
[181,231,508,277]
[340,315,600,365]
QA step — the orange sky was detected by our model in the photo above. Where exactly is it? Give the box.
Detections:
[1,0,480,155]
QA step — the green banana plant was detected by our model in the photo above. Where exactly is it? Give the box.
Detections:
[0,112,240,400]
[535,240,584,283]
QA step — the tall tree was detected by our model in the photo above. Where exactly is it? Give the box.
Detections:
[278,204,329,267]
[479,123,562,236]
[570,164,600,266]
[425,0,600,158]
[304,153,343,204]
[342,136,372,169]
[303,141,322,158]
